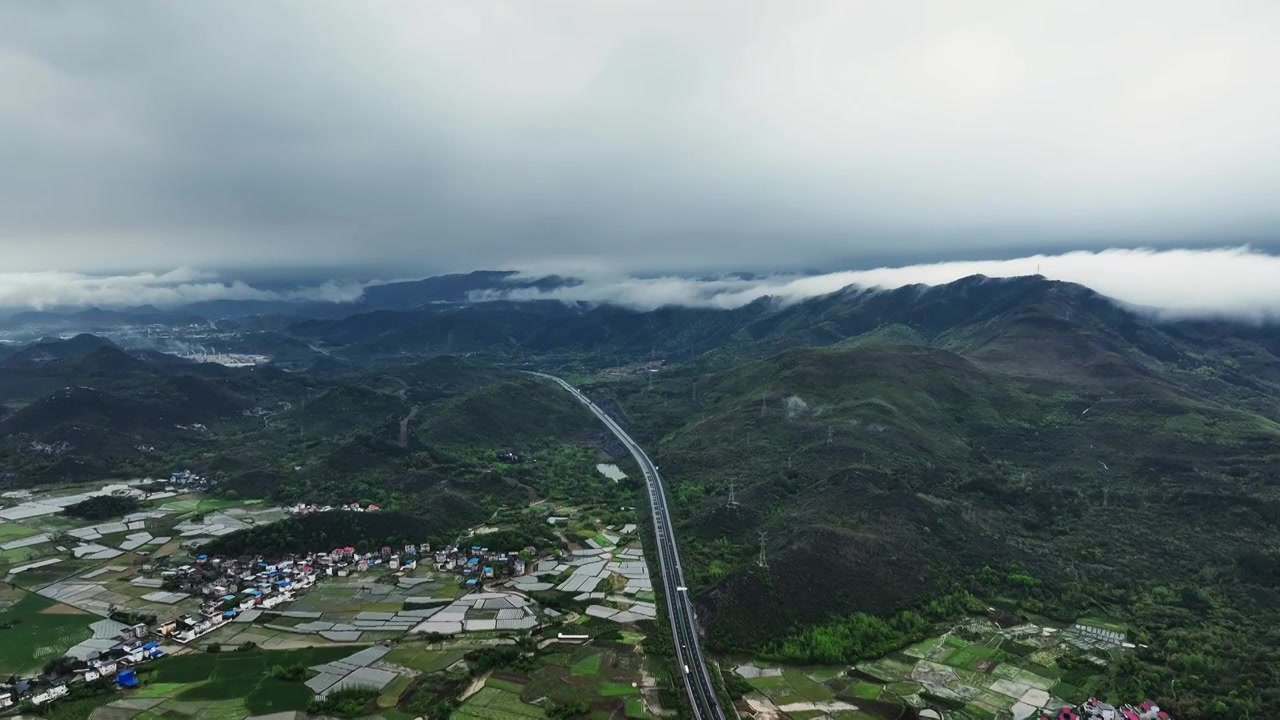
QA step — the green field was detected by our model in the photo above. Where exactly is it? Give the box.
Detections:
[380,674,416,708]
[141,645,358,715]
[599,682,640,697]
[942,643,1001,671]
[0,590,93,675]
[743,620,1137,717]
[570,652,602,676]
[485,677,528,694]
[747,674,792,690]
[147,646,356,684]
[782,669,835,701]
[625,698,648,718]
[386,645,468,673]
[0,524,39,542]
[849,682,881,700]
[455,686,546,720]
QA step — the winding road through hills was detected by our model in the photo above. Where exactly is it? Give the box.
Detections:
[529,372,727,720]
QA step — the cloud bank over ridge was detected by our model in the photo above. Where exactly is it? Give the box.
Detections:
[0,269,372,312]
[491,246,1280,321]
[1,247,1277,323]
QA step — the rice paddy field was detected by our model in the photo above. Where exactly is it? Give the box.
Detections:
[739,618,1124,720]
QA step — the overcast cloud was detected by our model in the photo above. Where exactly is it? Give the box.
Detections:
[2,1,1280,275]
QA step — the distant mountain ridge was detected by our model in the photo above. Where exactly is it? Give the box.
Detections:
[0,270,582,327]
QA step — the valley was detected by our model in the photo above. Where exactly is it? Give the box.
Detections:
[0,273,1276,719]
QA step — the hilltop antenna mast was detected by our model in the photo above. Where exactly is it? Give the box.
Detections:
[826,426,834,445]
[756,531,769,568]
[727,482,739,508]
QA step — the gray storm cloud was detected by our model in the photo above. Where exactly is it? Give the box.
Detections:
[2,1,1280,275]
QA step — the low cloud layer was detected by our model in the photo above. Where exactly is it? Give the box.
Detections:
[492,246,1280,321]
[0,269,371,312]
[2,247,1277,322]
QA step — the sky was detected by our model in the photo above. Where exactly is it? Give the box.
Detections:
[3,1,1280,279]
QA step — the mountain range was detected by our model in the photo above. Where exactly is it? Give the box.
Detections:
[0,272,1278,715]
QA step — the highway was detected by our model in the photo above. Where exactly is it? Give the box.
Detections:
[530,373,727,720]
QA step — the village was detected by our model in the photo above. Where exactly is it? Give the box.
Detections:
[0,468,663,717]
[0,469,1180,720]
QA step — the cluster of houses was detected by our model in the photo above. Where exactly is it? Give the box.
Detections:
[156,543,438,642]
[166,469,216,492]
[1047,699,1172,720]
[287,501,381,515]
[0,626,160,710]
[0,534,549,712]
[431,543,531,590]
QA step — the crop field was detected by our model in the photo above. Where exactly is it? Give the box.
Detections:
[128,646,364,720]
[455,686,546,720]
[147,646,355,683]
[157,497,262,515]
[520,645,649,717]
[0,590,93,675]
[0,523,39,541]
[379,673,415,708]
[386,645,473,671]
[743,619,1122,720]
[569,651,602,676]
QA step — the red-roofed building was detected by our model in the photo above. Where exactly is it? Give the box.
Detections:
[1059,709,1080,720]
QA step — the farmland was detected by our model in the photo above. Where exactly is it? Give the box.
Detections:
[0,588,93,675]
[737,616,1134,720]
[116,647,361,719]
[455,685,546,720]
[385,645,467,674]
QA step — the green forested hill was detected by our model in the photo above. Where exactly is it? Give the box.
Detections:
[589,337,1280,717]
[5,275,1280,717]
